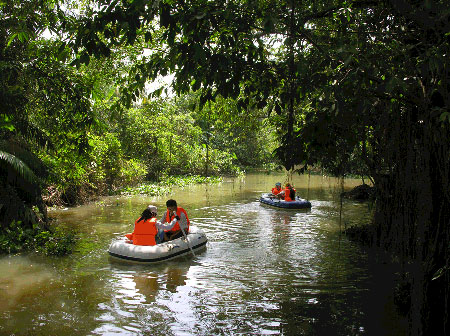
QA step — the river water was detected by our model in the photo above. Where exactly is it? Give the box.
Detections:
[0,173,406,335]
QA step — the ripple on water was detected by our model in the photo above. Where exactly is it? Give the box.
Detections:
[0,256,57,312]
[8,174,403,335]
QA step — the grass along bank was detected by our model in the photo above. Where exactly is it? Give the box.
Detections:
[115,174,224,196]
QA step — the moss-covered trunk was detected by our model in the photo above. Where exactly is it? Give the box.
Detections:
[373,101,449,334]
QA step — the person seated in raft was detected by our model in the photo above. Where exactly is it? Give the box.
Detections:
[125,205,178,246]
[160,199,190,242]
[270,182,283,197]
[277,183,296,201]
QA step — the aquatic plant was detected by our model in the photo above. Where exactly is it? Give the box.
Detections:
[0,220,76,256]
[116,174,223,196]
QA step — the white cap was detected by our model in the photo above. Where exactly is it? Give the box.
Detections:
[147,205,157,213]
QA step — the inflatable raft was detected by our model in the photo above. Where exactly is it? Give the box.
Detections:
[108,226,207,263]
[259,193,312,209]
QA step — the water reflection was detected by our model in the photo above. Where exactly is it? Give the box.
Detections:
[133,273,159,303]
[109,261,192,299]
[129,264,188,304]
[0,256,56,311]
[0,255,114,335]
[0,174,406,335]
[93,261,198,335]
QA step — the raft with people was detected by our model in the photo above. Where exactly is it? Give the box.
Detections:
[259,182,312,209]
[259,193,312,209]
[108,200,207,263]
[108,225,207,263]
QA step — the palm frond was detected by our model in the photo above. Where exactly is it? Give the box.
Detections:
[0,150,40,185]
[0,139,48,178]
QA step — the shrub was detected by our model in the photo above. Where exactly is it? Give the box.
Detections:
[0,221,77,256]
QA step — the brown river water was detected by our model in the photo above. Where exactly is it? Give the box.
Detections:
[0,173,406,335]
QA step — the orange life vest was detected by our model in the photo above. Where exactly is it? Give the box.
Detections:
[129,217,158,245]
[272,187,282,195]
[165,207,190,233]
[284,187,296,202]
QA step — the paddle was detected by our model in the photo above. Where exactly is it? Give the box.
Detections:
[180,224,196,257]
[173,212,195,257]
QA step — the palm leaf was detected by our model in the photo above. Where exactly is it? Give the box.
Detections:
[0,150,40,185]
[0,140,48,179]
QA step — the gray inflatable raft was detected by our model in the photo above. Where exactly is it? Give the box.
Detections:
[108,226,207,263]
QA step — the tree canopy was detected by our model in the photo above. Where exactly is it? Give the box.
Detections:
[0,1,449,333]
[67,1,450,334]
[67,0,449,170]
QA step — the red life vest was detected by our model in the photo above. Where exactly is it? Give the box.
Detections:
[130,217,158,245]
[272,187,282,195]
[165,207,190,233]
[284,187,296,202]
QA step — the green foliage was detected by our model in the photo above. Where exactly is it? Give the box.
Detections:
[0,150,40,185]
[0,140,48,230]
[115,95,248,179]
[1,0,98,207]
[116,174,222,196]
[117,183,170,196]
[34,226,77,256]
[120,158,148,186]
[0,221,76,256]
[192,93,276,168]
[159,174,222,187]
[39,149,89,189]
[0,221,33,253]
[88,132,147,190]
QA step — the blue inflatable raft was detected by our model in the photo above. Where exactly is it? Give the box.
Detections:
[259,193,312,209]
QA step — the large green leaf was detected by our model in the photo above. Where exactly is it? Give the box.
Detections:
[0,150,40,185]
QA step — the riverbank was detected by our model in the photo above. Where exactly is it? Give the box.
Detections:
[45,174,224,208]
[115,175,223,196]
[1,175,224,256]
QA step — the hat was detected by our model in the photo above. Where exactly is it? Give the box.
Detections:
[147,205,157,213]
[275,182,281,186]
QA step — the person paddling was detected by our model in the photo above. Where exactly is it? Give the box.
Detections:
[160,199,190,242]
[278,183,296,202]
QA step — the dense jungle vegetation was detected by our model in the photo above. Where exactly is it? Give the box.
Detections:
[1,0,449,335]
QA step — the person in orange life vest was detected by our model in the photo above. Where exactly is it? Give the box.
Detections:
[125,205,178,246]
[278,183,296,202]
[159,199,190,242]
[271,182,282,196]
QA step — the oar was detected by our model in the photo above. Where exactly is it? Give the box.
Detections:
[178,217,195,257]
[180,225,196,257]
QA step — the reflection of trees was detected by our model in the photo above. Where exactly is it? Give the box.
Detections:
[133,273,159,304]
[277,273,407,336]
